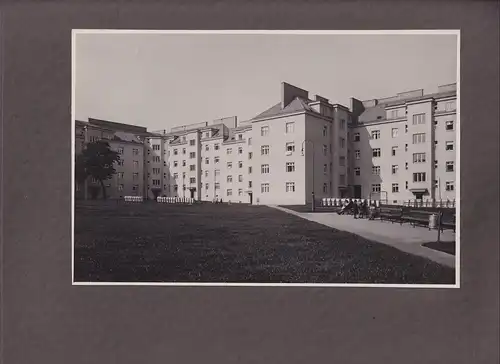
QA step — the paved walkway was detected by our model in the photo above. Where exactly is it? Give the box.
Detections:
[270,205,456,268]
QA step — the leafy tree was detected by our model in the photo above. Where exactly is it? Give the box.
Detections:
[75,141,121,200]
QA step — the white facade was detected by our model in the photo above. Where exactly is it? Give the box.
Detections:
[75,82,457,205]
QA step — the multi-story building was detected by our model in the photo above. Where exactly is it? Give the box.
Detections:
[74,81,457,205]
[348,83,457,204]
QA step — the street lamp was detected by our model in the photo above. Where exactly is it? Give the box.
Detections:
[301,140,315,212]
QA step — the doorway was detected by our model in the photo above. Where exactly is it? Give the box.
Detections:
[353,185,362,199]
[248,192,253,204]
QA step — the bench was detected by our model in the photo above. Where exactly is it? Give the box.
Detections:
[400,209,436,229]
[440,212,456,232]
[378,206,403,223]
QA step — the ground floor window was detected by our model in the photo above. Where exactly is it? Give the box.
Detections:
[446,181,454,191]
[392,183,399,193]
[261,183,270,193]
[372,184,381,193]
[286,182,295,192]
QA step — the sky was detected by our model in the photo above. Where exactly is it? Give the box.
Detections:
[74,32,458,131]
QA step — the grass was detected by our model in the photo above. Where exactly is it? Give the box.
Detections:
[74,201,455,284]
[423,241,456,256]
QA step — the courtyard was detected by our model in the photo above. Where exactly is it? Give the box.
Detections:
[74,201,455,284]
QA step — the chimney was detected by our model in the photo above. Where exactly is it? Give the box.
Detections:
[281,82,309,109]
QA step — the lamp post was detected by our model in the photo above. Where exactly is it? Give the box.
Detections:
[83,125,88,200]
[301,140,315,212]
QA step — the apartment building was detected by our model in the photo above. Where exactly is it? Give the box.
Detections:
[75,81,457,205]
[74,118,147,199]
[348,83,457,203]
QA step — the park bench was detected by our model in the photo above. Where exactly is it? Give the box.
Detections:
[439,212,456,232]
[378,206,403,223]
[400,208,436,229]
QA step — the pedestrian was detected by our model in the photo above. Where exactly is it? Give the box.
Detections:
[353,200,360,219]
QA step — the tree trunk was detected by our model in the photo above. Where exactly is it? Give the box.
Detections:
[99,179,107,200]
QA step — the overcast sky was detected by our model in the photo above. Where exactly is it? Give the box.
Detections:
[74,33,458,131]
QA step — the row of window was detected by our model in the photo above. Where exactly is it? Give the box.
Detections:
[353,120,455,142]
[356,160,455,177]
[372,180,455,193]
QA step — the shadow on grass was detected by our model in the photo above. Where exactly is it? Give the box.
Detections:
[74,202,455,284]
[422,241,456,256]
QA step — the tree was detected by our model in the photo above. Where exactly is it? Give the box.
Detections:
[75,141,121,200]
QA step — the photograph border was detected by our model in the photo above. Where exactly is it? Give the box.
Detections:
[71,29,461,288]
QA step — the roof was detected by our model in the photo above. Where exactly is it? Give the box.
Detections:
[251,97,319,121]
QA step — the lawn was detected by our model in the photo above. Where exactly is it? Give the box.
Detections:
[74,201,455,284]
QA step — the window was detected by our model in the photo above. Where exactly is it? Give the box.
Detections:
[323,145,327,156]
[412,113,426,125]
[174,185,178,192]
[153,144,160,150]
[391,128,399,138]
[413,172,426,182]
[340,138,345,148]
[205,132,210,138]
[118,184,124,191]
[117,172,124,179]
[446,141,454,151]
[182,172,186,178]
[205,158,209,165]
[446,120,454,130]
[215,183,220,190]
[405,181,408,190]
[248,166,252,174]
[286,142,295,153]
[339,156,346,166]
[227,189,233,196]
[353,133,360,142]
[323,183,328,193]
[446,161,454,172]
[286,182,296,192]
[248,138,252,145]
[323,125,328,136]
[205,170,208,177]
[214,157,220,164]
[238,147,243,154]
[118,159,125,166]
[133,161,139,169]
[405,162,409,170]
[227,148,232,155]
[238,161,243,168]
[214,143,220,150]
[227,175,233,183]
[405,124,408,133]
[205,145,209,151]
[205,183,209,190]
[372,184,381,192]
[355,150,360,159]
[182,160,186,167]
[390,110,399,119]
[405,144,408,152]
[413,153,426,163]
[152,168,160,174]
[189,152,196,159]
[215,169,221,176]
[261,164,270,174]
[286,162,295,172]
[173,173,178,179]
[261,145,270,155]
[341,119,346,130]
[238,134,243,140]
[190,165,196,171]
[392,183,399,193]
[182,136,187,142]
[261,126,269,136]
[372,148,381,157]
[445,101,455,111]
[371,130,380,139]
[372,166,380,175]
[189,139,195,146]
[412,133,426,144]
[117,147,124,154]
[285,122,295,134]
[190,177,196,184]
[182,148,186,155]
[392,165,398,174]
[392,146,398,156]
[174,149,178,155]
[248,152,253,159]
[152,179,161,186]
[323,164,327,174]
[248,181,252,188]
[446,181,454,191]
[261,183,270,193]
[238,189,243,196]
[154,156,161,163]
[238,175,243,182]
[133,148,139,155]
[133,172,139,180]
[354,167,360,176]
[227,162,232,169]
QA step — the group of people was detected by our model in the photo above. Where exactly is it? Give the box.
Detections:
[337,198,377,220]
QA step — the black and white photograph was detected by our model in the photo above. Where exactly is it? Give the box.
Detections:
[72,30,459,286]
